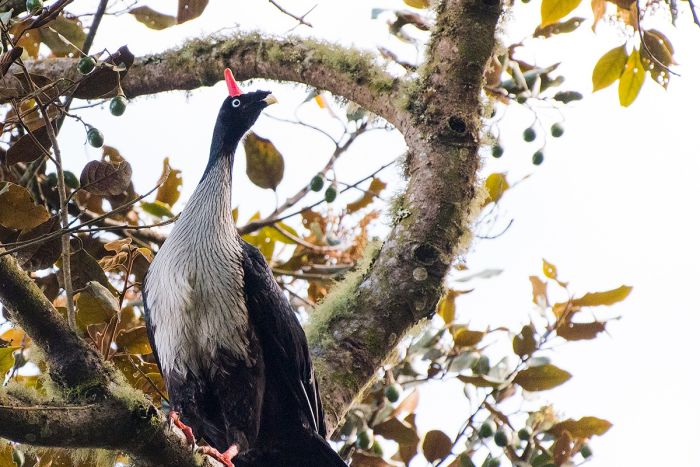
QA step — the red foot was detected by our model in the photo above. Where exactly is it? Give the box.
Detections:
[199,444,239,467]
[169,411,196,448]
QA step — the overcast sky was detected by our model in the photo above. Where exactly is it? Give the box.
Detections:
[46,1,700,465]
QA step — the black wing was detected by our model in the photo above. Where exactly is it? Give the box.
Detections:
[241,241,327,438]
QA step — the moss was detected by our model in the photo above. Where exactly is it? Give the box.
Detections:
[387,191,410,225]
[305,242,380,348]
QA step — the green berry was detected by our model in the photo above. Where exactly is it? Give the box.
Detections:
[324,185,337,203]
[532,150,544,166]
[110,95,128,116]
[551,122,564,138]
[472,355,490,375]
[580,444,592,459]
[309,174,324,192]
[487,458,501,467]
[494,429,509,447]
[457,453,476,467]
[384,383,402,403]
[25,0,42,13]
[356,429,373,450]
[371,440,383,456]
[86,127,104,148]
[517,427,532,441]
[77,56,96,75]
[521,0,531,3]
[478,421,496,438]
[516,95,528,104]
[46,172,57,187]
[491,144,504,158]
[63,171,79,189]
[523,127,536,142]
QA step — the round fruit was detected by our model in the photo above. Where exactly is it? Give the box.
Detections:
[523,127,536,142]
[494,429,509,447]
[457,453,476,467]
[487,458,501,467]
[580,444,592,459]
[63,171,79,189]
[517,427,532,441]
[384,383,402,403]
[356,430,373,450]
[516,95,527,104]
[110,95,128,116]
[491,144,504,158]
[46,172,57,187]
[86,127,104,148]
[309,174,324,192]
[472,355,490,375]
[532,150,544,166]
[77,56,96,75]
[550,123,564,138]
[371,441,383,456]
[26,0,42,13]
[478,421,496,438]
[324,185,337,203]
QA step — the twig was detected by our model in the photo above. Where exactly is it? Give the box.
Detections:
[688,0,700,26]
[268,0,315,28]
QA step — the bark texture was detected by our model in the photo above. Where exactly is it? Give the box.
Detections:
[1,0,503,464]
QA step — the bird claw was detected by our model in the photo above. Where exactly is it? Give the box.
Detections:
[199,444,239,467]
[169,411,196,450]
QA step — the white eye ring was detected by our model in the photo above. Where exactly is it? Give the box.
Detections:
[231,98,241,108]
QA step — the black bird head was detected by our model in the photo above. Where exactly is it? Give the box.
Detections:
[208,69,277,162]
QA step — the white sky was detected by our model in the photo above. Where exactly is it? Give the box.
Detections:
[49,0,700,465]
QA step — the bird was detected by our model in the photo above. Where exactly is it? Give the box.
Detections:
[142,68,347,467]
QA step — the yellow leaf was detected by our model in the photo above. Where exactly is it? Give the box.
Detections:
[0,347,19,376]
[243,132,285,190]
[542,259,558,280]
[0,327,28,346]
[156,157,183,207]
[0,182,50,230]
[104,238,132,252]
[75,281,119,331]
[346,178,387,214]
[549,416,612,438]
[141,200,175,219]
[116,326,152,355]
[529,276,548,306]
[452,328,485,348]
[483,173,509,205]
[571,285,632,307]
[514,364,572,391]
[618,49,645,107]
[403,0,430,7]
[541,0,583,26]
[437,290,457,324]
[592,45,628,91]
[129,6,177,29]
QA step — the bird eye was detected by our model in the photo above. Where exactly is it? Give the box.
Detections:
[231,99,241,108]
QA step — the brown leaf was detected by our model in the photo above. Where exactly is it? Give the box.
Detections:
[549,416,612,438]
[422,430,452,463]
[513,364,571,391]
[457,375,504,388]
[177,0,209,23]
[452,328,485,348]
[513,324,537,357]
[63,248,114,292]
[534,17,584,37]
[346,178,387,213]
[552,429,573,466]
[0,182,50,229]
[13,215,61,271]
[571,285,632,307]
[591,0,607,29]
[350,452,393,467]
[529,276,548,306]
[557,320,606,340]
[116,326,152,354]
[243,132,284,190]
[392,388,419,417]
[155,157,182,206]
[373,417,420,444]
[5,122,54,165]
[129,6,177,29]
[73,46,135,99]
[39,14,86,57]
[80,159,133,196]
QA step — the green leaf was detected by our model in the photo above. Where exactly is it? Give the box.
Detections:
[155,157,183,207]
[457,375,505,388]
[39,14,86,57]
[549,416,612,438]
[0,347,19,376]
[540,0,583,27]
[0,182,50,229]
[514,364,572,391]
[422,430,452,463]
[129,6,177,29]
[571,285,632,307]
[592,45,628,92]
[141,200,175,219]
[534,17,585,37]
[243,132,285,190]
[618,49,645,107]
[116,326,152,354]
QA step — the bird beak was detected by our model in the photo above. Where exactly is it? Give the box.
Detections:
[263,94,278,107]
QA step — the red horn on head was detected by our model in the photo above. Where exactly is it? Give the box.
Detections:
[224,68,243,97]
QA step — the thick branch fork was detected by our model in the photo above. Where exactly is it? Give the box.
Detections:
[5,1,503,462]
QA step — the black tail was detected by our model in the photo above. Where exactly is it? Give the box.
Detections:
[235,431,347,467]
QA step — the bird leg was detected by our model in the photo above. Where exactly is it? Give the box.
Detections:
[168,411,196,450]
[199,444,239,467]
